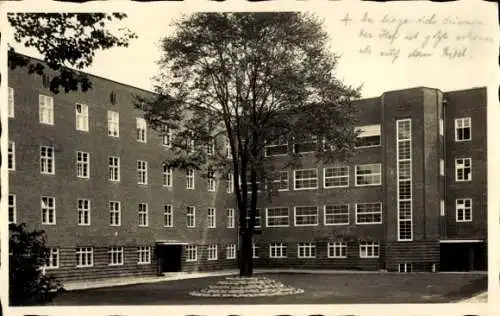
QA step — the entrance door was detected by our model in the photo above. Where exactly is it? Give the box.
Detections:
[158,245,183,273]
[440,242,486,271]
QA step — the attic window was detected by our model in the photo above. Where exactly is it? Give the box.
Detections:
[110,91,117,105]
[355,125,381,148]
[42,74,51,88]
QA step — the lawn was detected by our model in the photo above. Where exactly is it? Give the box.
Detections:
[46,272,486,305]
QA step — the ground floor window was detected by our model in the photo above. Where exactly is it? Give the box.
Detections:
[252,243,259,259]
[359,241,380,258]
[297,242,316,258]
[137,246,151,264]
[226,244,236,259]
[208,244,218,260]
[398,263,413,273]
[76,247,93,267]
[45,248,59,269]
[109,247,124,266]
[186,245,197,262]
[327,242,347,258]
[269,242,287,258]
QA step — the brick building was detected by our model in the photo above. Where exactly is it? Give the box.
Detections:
[6,54,487,281]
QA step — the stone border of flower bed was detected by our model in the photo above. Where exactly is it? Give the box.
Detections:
[189,276,304,298]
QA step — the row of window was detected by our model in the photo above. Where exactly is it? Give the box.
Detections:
[42,246,153,269]
[263,117,472,156]
[41,241,381,269]
[6,143,474,186]
[6,195,474,226]
[7,90,473,146]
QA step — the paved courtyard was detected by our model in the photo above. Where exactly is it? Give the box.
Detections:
[45,272,487,305]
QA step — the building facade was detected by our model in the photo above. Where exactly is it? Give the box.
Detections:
[7,55,487,282]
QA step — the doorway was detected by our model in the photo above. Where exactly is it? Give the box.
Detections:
[156,244,183,273]
[440,242,486,271]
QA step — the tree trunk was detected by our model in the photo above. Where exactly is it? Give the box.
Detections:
[239,229,253,277]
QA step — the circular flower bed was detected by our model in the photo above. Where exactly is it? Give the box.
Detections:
[189,276,304,297]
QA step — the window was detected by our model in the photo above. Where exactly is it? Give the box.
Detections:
[207,170,216,192]
[75,103,89,131]
[269,242,287,258]
[8,87,14,118]
[39,94,54,125]
[162,128,172,147]
[138,203,148,227]
[356,203,382,224]
[294,168,318,190]
[455,158,472,181]
[398,263,413,273]
[187,206,196,227]
[137,160,148,184]
[440,200,445,216]
[226,173,234,193]
[226,208,235,228]
[8,141,15,171]
[76,151,90,178]
[138,160,154,186]
[107,111,119,137]
[226,244,236,259]
[252,243,259,259]
[186,245,197,262]
[41,196,56,225]
[455,117,471,141]
[225,137,232,159]
[297,243,316,258]
[208,244,218,260]
[456,198,472,222]
[207,138,215,156]
[324,166,349,188]
[355,124,381,148]
[187,134,196,153]
[273,171,289,191]
[108,156,120,181]
[266,207,289,227]
[293,136,317,154]
[245,172,261,193]
[186,168,195,189]
[76,247,93,267]
[164,205,173,227]
[109,201,121,226]
[8,194,16,224]
[136,117,147,142]
[45,248,59,269]
[265,136,288,156]
[245,209,261,228]
[208,208,216,228]
[110,91,117,104]
[397,119,412,241]
[328,242,347,258]
[163,165,172,187]
[439,118,444,136]
[359,241,380,258]
[40,146,55,174]
[108,247,124,266]
[355,164,382,186]
[138,247,151,264]
[294,206,318,226]
[77,199,91,226]
[324,204,349,225]
[440,159,444,176]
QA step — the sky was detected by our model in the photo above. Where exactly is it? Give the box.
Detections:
[5,2,498,99]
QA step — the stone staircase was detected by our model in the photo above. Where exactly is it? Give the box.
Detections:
[189,276,304,297]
